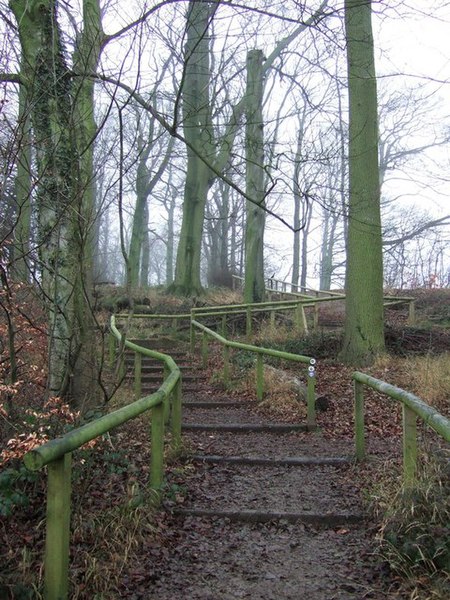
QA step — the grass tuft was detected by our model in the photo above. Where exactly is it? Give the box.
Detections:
[370,452,450,599]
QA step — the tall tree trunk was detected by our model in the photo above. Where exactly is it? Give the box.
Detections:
[244,50,266,304]
[319,195,340,291]
[12,81,32,282]
[300,199,312,292]
[69,0,104,404]
[340,0,384,365]
[140,201,150,287]
[169,1,215,296]
[165,185,176,285]
[219,178,230,273]
[128,146,150,288]
[170,2,328,296]
[11,0,104,405]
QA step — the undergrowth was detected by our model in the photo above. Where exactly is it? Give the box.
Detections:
[369,450,450,599]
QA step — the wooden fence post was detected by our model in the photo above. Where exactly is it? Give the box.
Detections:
[45,453,72,600]
[134,352,142,399]
[163,364,170,424]
[151,403,164,491]
[256,354,264,401]
[171,379,182,450]
[306,362,316,430]
[246,307,252,337]
[403,405,417,486]
[221,314,227,337]
[270,310,275,331]
[354,380,365,460]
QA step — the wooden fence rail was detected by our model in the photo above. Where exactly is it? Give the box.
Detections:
[353,371,450,486]
[22,316,182,600]
[190,318,317,430]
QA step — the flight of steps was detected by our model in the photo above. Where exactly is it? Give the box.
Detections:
[156,381,379,598]
[125,337,208,394]
[124,337,384,598]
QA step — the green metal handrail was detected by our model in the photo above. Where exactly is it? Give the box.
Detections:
[192,298,309,336]
[22,315,182,600]
[190,318,317,430]
[352,371,450,486]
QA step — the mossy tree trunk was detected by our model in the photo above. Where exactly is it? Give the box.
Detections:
[169,1,215,296]
[12,80,32,282]
[340,0,384,365]
[170,3,328,297]
[128,125,175,289]
[11,0,104,404]
[128,140,152,289]
[244,50,266,304]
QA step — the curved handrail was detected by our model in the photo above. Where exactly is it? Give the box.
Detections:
[25,317,181,471]
[191,319,314,364]
[23,315,182,599]
[352,371,450,485]
[190,318,317,429]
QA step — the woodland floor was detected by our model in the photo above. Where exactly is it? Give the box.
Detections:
[1,289,449,599]
[2,356,415,600]
[142,397,405,600]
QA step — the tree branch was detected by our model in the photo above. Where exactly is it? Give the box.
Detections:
[383,216,450,247]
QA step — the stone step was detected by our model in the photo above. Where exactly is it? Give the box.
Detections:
[183,400,256,408]
[181,423,308,433]
[139,373,205,382]
[172,508,364,527]
[189,455,352,466]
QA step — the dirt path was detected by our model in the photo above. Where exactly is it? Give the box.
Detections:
[134,389,403,600]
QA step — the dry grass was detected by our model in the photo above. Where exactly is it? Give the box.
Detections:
[374,353,450,415]
[69,497,159,598]
[370,452,450,600]
[251,319,298,345]
[401,354,450,414]
[204,287,243,306]
[233,358,307,421]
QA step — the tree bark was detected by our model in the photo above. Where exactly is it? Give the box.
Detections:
[244,50,266,304]
[169,1,215,296]
[12,80,32,282]
[340,0,384,365]
[11,0,104,405]
[170,2,329,296]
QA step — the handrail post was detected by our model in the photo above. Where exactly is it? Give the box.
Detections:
[223,345,230,381]
[246,307,252,337]
[171,379,182,450]
[295,303,307,334]
[221,314,226,337]
[108,331,116,367]
[45,453,72,600]
[163,364,170,424]
[256,354,264,401]
[306,361,316,430]
[151,402,164,492]
[134,351,142,398]
[201,331,208,367]
[117,333,126,379]
[354,380,365,460]
[403,405,417,486]
[270,309,275,331]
